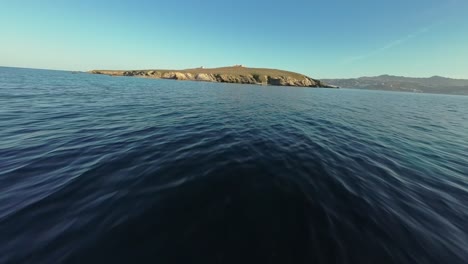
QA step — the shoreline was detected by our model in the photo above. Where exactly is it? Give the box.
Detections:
[89,66,337,88]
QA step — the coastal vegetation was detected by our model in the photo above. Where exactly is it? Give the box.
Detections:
[90,66,336,88]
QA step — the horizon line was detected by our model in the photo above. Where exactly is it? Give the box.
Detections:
[1,65,467,80]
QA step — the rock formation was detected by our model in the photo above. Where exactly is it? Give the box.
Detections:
[90,66,335,88]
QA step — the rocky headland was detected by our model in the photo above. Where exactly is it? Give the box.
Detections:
[89,66,335,88]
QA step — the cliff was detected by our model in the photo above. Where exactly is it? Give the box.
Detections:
[89,66,335,88]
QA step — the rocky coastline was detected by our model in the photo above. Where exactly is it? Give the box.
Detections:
[89,66,336,88]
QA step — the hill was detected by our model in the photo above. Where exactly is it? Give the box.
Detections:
[323,75,468,95]
[89,66,335,88]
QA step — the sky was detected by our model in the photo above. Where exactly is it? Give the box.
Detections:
[0,0,467,78]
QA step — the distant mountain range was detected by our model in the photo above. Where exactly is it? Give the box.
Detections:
[323,75,468,95]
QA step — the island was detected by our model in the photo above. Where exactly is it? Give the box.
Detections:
[323,75,468,95]
[89,65,336,88]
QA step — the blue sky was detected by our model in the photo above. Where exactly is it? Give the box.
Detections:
[1,0,467,78]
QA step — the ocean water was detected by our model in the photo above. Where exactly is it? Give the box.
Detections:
[0,67,467,264]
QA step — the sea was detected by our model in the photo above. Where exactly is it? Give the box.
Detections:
[0,67,467,264]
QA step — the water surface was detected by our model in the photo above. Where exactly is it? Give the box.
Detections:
[1,67,467,263]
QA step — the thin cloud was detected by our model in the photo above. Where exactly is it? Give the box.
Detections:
[342,26,432,65]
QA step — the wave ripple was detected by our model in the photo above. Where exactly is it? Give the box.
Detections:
[1,67,467,264]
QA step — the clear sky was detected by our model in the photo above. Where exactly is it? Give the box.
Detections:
[1,0,467,78]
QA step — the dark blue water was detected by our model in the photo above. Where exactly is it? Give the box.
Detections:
[1,67,467,264]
